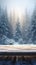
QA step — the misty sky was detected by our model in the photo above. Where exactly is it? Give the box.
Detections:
[0,0,36,15]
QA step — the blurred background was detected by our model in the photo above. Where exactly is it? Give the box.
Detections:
[0,0,36,45]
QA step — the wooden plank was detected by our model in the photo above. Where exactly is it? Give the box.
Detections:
[0,45,36,52]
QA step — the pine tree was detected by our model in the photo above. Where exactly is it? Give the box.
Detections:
[14,17,22,42]
[22,9,30,44]
[31,6,36,44]
[9,12,13,39]
[0,7,13,44]
[0,8,13,39]
[0,8,9,36]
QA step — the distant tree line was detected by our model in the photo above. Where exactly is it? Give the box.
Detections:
[0,5,36,44]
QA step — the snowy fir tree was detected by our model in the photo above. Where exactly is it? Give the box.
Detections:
[22,9,30,44]
[30,5,36,44]
[14,17,22,42]
[8,11,13,39]
[0,8,13,38]
[0,7,13,44]
[0,6,6,44]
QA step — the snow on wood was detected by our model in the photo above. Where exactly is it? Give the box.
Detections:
[0,44,36,52]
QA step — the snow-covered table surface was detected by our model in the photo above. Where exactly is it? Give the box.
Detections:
[0,45,36,52]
